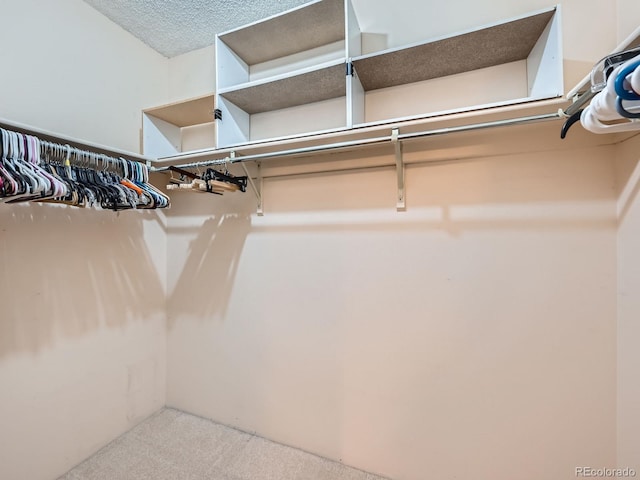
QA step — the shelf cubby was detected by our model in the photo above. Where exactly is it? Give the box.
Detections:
[350,6,562,126]
[142,94,215,158]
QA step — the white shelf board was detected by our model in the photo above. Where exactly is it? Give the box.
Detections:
[353,93,564,129]
[352,7,556,91]
[218,0,345,66]
[218,59,345,95]
[219,62,347,114]
[162,124,354,158]
[143,94,215,127]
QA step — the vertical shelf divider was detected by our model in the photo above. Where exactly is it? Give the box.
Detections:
[142,114,181,158]
[346,0,362,128]
[348,68,365,127]
[527,5,563,98]
[216,97,250,147]
[216,37,250,90]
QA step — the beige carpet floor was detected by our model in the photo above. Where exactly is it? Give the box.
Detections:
[58,408,388,480]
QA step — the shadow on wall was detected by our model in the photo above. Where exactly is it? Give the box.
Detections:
[164,144,618,326]
[167,192,253,324]
[254,147,618,231]
[0,204,165,358]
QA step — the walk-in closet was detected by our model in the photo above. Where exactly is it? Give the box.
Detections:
[1,1,640,479]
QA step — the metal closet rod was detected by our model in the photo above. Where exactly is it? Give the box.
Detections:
[151,112,561,172]
[0,116,153,164]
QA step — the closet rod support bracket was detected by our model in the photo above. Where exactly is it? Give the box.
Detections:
[257,161,264,216]
[392,128,405,211]
[241,157,263,216]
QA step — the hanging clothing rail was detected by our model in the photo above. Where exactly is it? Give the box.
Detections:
[149,111,561,215]
[151,112,561,172]
[0,124,169,209]
[0,117,153,165]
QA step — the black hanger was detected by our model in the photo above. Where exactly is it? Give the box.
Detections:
[560,109,583,139]
[204,168,248,192]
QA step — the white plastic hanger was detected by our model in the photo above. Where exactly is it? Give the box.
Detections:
[582,55,640,133]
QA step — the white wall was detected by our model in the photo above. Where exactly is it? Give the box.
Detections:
[0,1,169,479]
[0,0,168,153]
[615,134,640,473]
[0,206,167,480]
[617,0,640,43]
[165,123,618,480]
[614,4,640,472]
[162,2,624,479]
[169,45,216,101]
[0,1,631,479]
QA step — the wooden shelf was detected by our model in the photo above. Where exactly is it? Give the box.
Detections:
[352,8,555,91]
[218,0,345,66]
[219,62,346,114]
[143,94,215,127]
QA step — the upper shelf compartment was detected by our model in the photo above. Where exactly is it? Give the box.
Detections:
[219,61,347,114]
[352,8,555,91]
[349,6,563,126]
[216,60,349,148]
[142,94,216,158]
[216,0,350,90]
[218,0,344,66]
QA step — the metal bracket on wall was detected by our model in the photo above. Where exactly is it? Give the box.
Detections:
[391,128,405,211]
[240,158,263,216]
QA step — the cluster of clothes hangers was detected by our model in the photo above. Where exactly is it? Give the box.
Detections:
[562,47,640,137]
[166,165,247,195]
[0,128,169,210]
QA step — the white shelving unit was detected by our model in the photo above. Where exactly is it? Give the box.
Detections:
[142,1,563,156]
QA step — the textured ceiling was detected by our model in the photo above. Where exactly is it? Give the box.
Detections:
[83,0,310,58]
